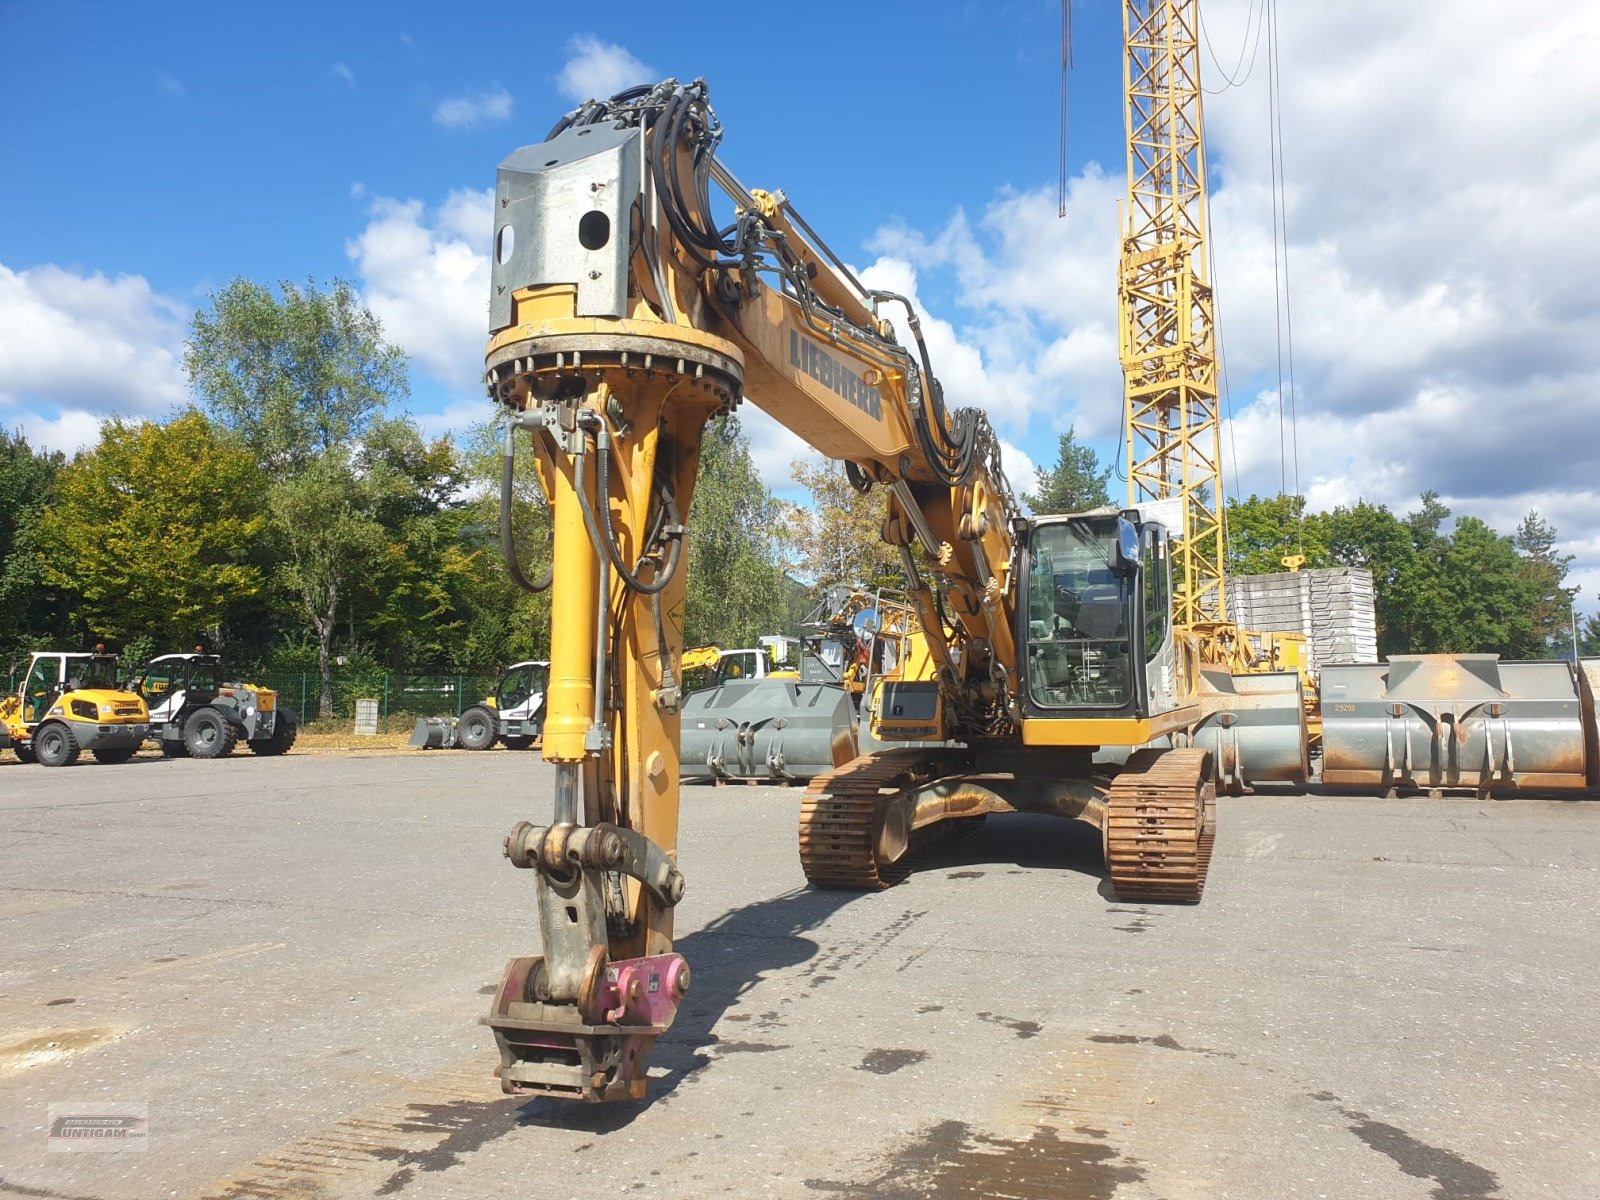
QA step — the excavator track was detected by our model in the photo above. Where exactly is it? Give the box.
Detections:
[799,749,978,890]
[1104,747,1217,904]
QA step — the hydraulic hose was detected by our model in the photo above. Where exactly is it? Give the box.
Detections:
[502,424,552,593]
[572,424,684,597]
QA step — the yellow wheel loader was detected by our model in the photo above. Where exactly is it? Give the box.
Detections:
[1,649,149,766]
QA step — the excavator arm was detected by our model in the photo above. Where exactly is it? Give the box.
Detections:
[481,80,1215,1103]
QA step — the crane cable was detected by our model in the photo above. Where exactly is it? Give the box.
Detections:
[1263,0,1304,552]
[1200,0,1266,94]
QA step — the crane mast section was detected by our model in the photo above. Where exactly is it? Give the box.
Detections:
[1120,0,1226,627]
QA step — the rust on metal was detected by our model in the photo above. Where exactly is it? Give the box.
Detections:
[1102,748,1215,904]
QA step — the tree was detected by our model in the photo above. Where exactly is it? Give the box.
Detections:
[1436,516,1539,656]
[1578,599,1600,658]
[186,278,408,474]
[1024,426,1111,515]
[1514,510,1578,654]
[35,411,266,644]
[786,458,902,594]
[682,417,793,648]
[272,452,388,717]
[346,420,478,669]
[0,429,69,655]
[1225,493,1330,577]
[1321,500,1422,657]
[185,277,410,715]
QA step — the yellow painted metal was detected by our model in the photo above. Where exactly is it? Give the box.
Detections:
[1120,0,1225,628]
[679,645,723,673]
[539,428,599,765]
[1021,707,1201,747]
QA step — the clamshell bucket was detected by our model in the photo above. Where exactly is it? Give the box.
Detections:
[1321,654,1592,795]
[410,716,459,750]
[680,678,856,783]
[1185,668,1309,793]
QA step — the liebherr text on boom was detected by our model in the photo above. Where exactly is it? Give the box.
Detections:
[480,80,1218,1103]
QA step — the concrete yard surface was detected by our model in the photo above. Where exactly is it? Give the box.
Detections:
[0,752,1596,1199]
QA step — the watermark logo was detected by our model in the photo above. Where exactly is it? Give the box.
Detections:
[47,1102,148,1153]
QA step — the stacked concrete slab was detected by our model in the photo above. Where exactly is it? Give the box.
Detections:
[1225,567,1378,668]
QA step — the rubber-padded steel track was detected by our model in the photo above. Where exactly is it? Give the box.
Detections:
[1104,747,1216,904]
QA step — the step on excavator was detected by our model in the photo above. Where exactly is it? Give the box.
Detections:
[479,80,1219,1103]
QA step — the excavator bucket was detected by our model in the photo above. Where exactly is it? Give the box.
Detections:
[680,679,856,783]
[409,716,459,750]
[1321,654,1592,795]
[1187,668,1309,793]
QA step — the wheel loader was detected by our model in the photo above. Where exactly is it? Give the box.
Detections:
[1,649,149,766]
[409,660,550,750]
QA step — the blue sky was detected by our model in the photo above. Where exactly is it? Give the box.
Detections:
[4,1,1600,606]
[1,2,1120,295]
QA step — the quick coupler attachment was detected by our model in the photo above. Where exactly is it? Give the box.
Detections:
[483,951,691,1102]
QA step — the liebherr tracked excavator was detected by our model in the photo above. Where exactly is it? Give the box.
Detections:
[481,80,1217,1103]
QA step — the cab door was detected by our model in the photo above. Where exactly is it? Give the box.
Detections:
[22,656,63,723]
[138,661,184,723]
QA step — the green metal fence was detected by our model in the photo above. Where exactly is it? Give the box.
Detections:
[2,664,504,722]
[252,672,501,721]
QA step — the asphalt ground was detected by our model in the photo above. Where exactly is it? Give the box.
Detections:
[0,750,1596,1200]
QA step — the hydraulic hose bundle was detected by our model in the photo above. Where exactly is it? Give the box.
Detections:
[548,79,988,493]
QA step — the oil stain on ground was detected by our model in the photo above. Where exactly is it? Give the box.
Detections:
[977,1012,1041,1039]
[1311,1092,1501,1200]
[857,1048,927,1075]
[1088,1033,1235,1058]
[803,1119,1142,1198]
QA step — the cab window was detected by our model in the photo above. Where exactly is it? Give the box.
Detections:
[1026,519,1133,709]
[716,652,755,683]
[1142,526,1170,662]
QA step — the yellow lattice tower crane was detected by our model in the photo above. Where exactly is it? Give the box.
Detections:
[1119,0,1226,631]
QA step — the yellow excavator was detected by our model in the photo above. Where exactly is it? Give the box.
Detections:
[480,79,1219,1102]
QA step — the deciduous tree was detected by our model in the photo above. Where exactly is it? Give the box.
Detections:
[0,429,68,655]
[36,411,266,644]
[786,458,902,594]
[186,278,408,474]
[185,278,410,713]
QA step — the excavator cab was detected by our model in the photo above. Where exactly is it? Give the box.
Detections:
[1017,511,1184,732]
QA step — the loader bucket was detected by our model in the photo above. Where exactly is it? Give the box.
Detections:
[410,716,459,750]
[1187,668,1309,793]
[680,679,856,783]
[1321,654,1591,795]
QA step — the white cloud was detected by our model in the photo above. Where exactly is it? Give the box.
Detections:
[414,397,498,443]
[346,188,493,390]
[0,263,187,448]
[157,73,184,98]
[17,408,105,456]
[855,1,1600,593]
[433,85,512,129]
[332,62,355,87]
[556,36,655,104]
[733,403,812,501]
